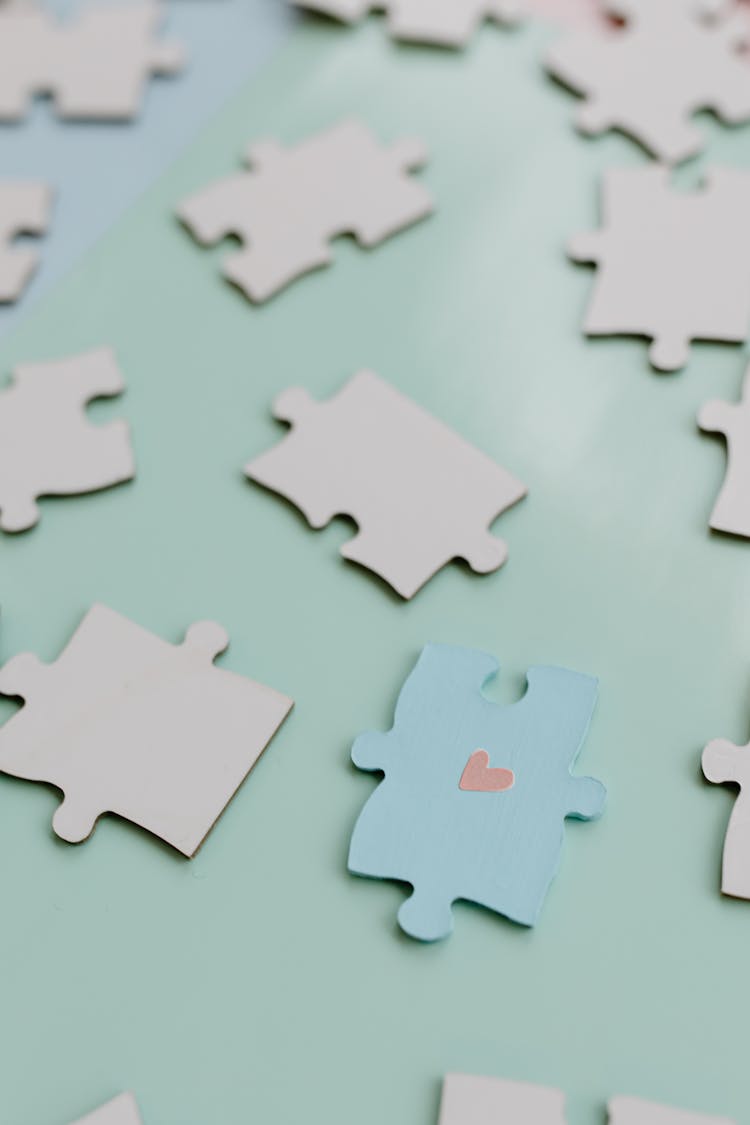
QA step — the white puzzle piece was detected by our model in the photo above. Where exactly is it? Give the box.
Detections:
[0,180,52,302]
[70,1093,143,1125]
[0,0,184,121]
[0,347,135,532]
[0,604,294,855]
[292,0,523,46]
[436,1078,734,1125]
[438,1074,567,1125]
[546,0,750,163]
[699,364,750,537]
[609,1097,735,1124]
[703,728,750,900]
[569,165,750,371]
[245,370,527,598]
[178,119,433,302]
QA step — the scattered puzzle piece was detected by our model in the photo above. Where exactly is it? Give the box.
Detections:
[703,725,750,900]
[70,1093,143,1125]
[0,0,184,121]
[291,0,522,46]
[0,180,52,303]
[245,371,526,598]
[178,120,432,302]
[348,645,605,939]
[439,1074,567,1125]
[437,1077,734,1125]
[609,1097,736,1125]
[0,348,135,532]
[569,165,750,372]
[546,0,750,163]
[0,604,294,856]
[698,364,750,537]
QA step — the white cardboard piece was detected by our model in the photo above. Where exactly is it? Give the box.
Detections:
[698,364,750,537]
[546,0,750,164]
[0,180,52,302]
[0,0,184,121]
[245,370,527,598]
[438,1074,567,1125]
[70,1093,143,1125]
[0,604,294,856]
[703,733,750,900]
[609,1096,736,1124]
[0,347,135,532]
[569,165,750,372]
[436,1077,734,1125]
[178,119,433,302]
[292,0,523,46]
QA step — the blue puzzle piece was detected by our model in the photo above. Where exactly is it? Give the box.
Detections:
[348,645,605,941]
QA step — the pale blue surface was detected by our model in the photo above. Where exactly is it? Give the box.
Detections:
[349,645,606,940]
[0,0,295,340]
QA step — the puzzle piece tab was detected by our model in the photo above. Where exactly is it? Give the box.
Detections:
[703,727,750,900]
[70,1093,142,1125]
[0,604,294,856]
[178,120,432,302]
[0,348,135,532]
[546,0,750,163]
[292,0,522,46]
[699,364,750,537]
[569,165,750,371]
[0,1,184,121]
[245,371,526,598]
[0,180,52,302]
[348,645,605,939]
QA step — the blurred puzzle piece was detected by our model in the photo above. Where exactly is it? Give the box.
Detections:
[70,1094,143,1125]
[245,371,526,598]
[291,0,522,46]
[178,120,432,302]
[0,604,294,855]
[569,165,750,371]
[546,0,750,163]
[0,0,184,121]
[0,180,52,303]
[438,1076,735,1125]
[0,348,134,532]
[348,645,605,940]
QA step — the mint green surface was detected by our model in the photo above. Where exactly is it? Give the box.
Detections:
[2,18,750,1125]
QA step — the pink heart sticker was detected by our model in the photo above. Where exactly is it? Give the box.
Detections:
[459,749,515,793]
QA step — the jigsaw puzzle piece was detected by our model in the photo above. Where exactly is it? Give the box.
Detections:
[178,120,432,302]
[699,365,750,537]
[438,1074,567,1125]
[0,348,135,532]
[609,1097,736,1124]
[703,733,750,899]
[246,372,526,598]
[546,0,750,163]
[569,166,750,371]
[0,0,184,121]
[0,180,52,303]
[70,1093,143,1125]
[0,604,294,855]
[348,645,604,940]
[293,0,522,45]
[52,3,184,120]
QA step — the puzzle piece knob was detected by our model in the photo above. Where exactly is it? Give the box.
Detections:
[397,886,455,942]
[53,794,100,844]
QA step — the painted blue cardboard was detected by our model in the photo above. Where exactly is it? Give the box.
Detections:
[348,644,606,941]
